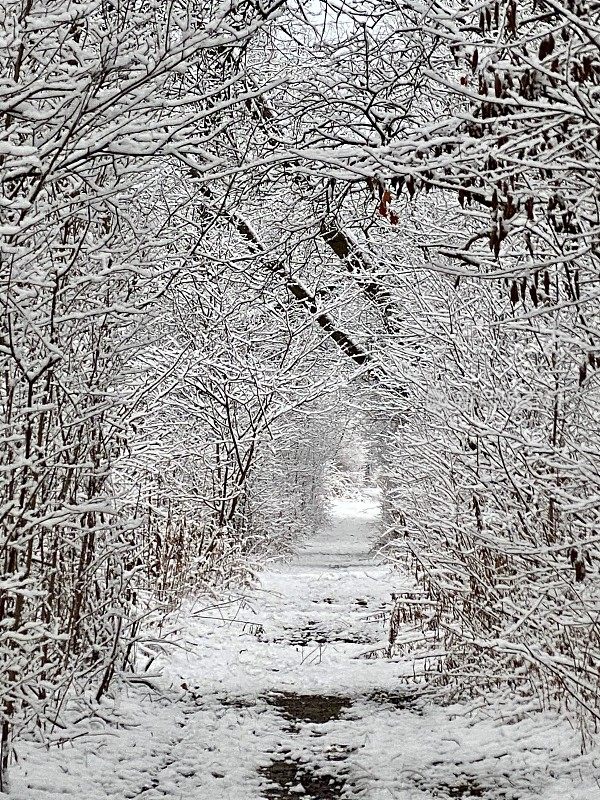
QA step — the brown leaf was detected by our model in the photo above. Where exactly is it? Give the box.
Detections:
[525,197,534,220]
[378,190,392,216]
[510,281,519,305]
[529,284,538,307]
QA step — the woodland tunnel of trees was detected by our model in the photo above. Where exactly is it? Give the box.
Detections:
[2,0,600,790]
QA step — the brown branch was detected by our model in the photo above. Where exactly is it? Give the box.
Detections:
[319,220,397,332]
[234,218,371,368]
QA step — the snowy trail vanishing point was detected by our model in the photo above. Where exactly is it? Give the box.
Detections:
[12,496,600,799]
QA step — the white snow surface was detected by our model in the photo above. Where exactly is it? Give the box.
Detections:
[11,494,600,799]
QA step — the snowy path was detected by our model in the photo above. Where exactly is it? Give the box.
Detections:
[12,497,600,799]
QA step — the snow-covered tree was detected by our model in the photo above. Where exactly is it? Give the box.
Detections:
[0,0,283,785]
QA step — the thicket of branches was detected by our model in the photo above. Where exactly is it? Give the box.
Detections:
[333,0,600,736]
[3,0,600,787]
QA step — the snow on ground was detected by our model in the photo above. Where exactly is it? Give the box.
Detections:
[10,494,600,799]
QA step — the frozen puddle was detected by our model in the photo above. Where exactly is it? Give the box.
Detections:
[264,693,353,726]
[11,496,600,799]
